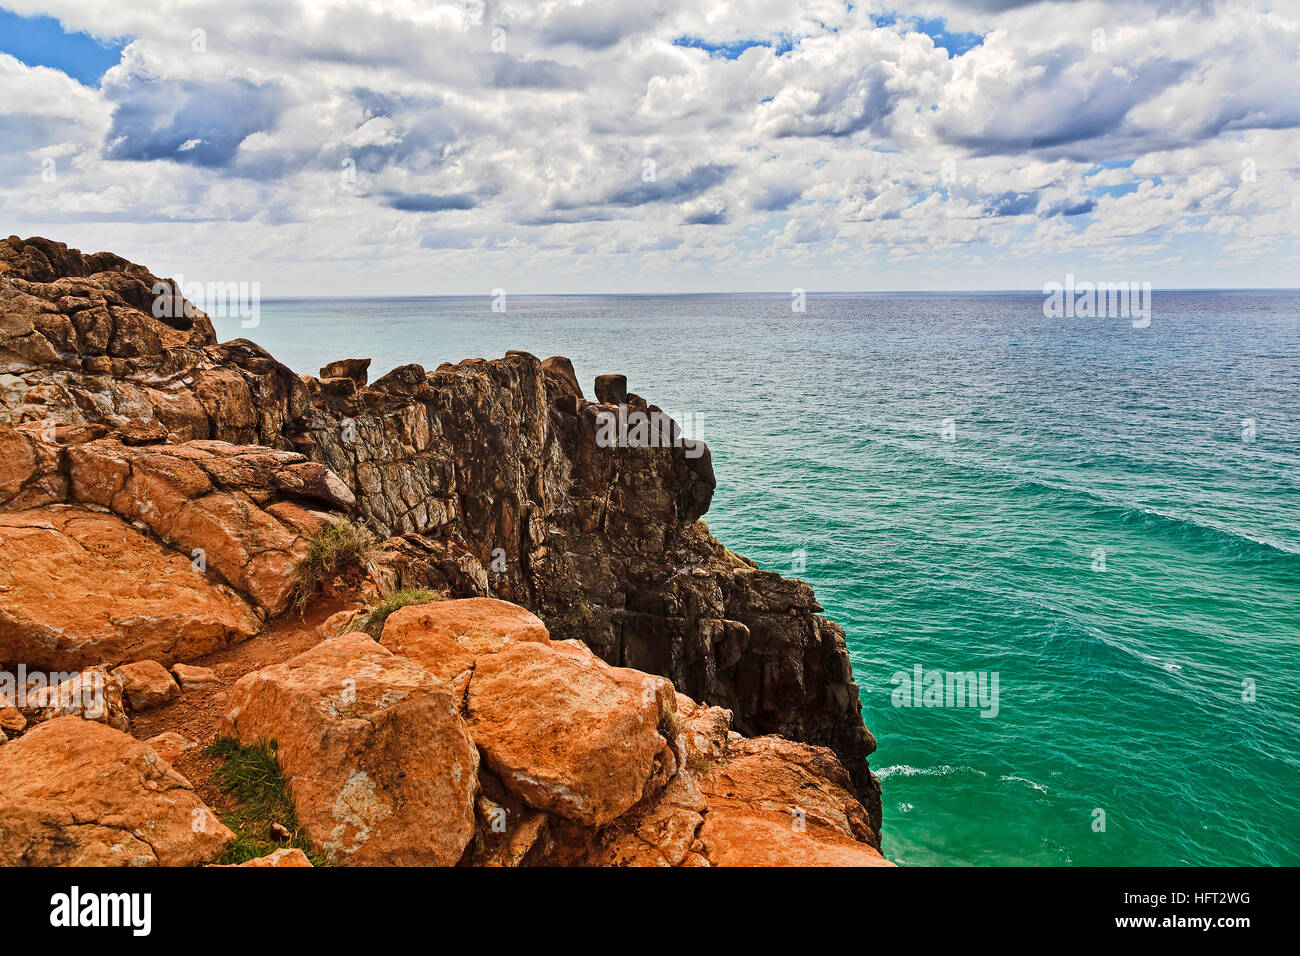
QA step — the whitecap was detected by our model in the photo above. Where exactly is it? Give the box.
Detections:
[1000,774,1049,794]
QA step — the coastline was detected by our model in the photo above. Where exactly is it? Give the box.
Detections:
[0,236,886,867]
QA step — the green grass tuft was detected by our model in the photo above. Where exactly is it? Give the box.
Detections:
[203,736,326,866]
[360,587,446,639]
[289,519,379,614]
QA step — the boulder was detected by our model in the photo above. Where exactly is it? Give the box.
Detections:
[695,737,891,866]
[64,439,351,615]
[171,663,220,692]
[0,716,234,866]
[273,461,356,510]
[0,507,262,670]
[117,417,168,446]
[112,660,180,711]
[25,666,129,731]
[320,358,370,386]
[380,597,550,681]
[466,639,674,827]
[593,373,628,405]
[220,633,479,866]
[224,848,313,868]
[145,731,195,765]
[0,705,25,735]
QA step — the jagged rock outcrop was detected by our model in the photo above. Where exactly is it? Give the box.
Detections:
[0,236,306,447]
[0,236,881,835]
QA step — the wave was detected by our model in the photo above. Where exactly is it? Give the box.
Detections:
[876,764,987,780]
[861,435,1300,562]
[1011,476,1300,562]
[1000,774,1050,794]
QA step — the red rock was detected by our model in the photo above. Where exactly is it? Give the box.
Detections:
[0,706,25,735]
[112,660,180,711]
[171,663,219,692]
[0,507,262,669]
[222,848,313,867]
[380,597,550,680]
[25,666,129,731]
[117,417,168,445]
[0,716,233,866]
[145,731,194,765]
[695,737,891,867]
[319,607,365,639]
[467,640,674,827]
[221,633,478,866]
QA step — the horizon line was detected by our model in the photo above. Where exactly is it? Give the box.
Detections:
[254,286,1300,300]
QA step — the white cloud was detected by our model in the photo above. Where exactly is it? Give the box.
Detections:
[0,0,1295,292]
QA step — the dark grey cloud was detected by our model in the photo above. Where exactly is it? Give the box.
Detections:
[682,208,728,224]
[598,163,733,207]
[102,75,286,168]
[751,184,803,211]
[490,54,586,89]
[386,191,478,212]
[539,3,664,50]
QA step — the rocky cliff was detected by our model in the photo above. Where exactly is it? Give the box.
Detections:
[0,236,885,866]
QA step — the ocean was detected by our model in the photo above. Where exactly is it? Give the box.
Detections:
[213,290,1300,867]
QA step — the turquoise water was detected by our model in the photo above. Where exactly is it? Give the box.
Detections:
[215,291,1300,866]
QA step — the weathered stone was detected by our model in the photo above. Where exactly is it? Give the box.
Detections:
[380,597,550,680]
[171,663,219,692]
[112,660,180,711]
[224,847,313,867]
[0,716,233,866]
[0,507,261,670]
[25,666,129,731]
[320,358,370,386]
[467,640,674,827]
[273,461,356,510]
[220,633,479,866]
[145,731,195,765]
[117,417,168,445]
[694,736,890,866]
[594,373,628,404]
[0,706,25,734]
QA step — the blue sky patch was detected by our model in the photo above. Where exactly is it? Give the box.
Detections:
[874,14,983,58]
[0,9,126,87]
[1084,158,1136,176]
[673,35,798,59]
[1090,182,1140,199]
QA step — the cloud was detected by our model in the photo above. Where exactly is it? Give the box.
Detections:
[385,192,478,212]
[0,0,1293,292]
[102,71,287,168]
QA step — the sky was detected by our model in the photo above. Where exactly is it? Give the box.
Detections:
[0,0,1297,295]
